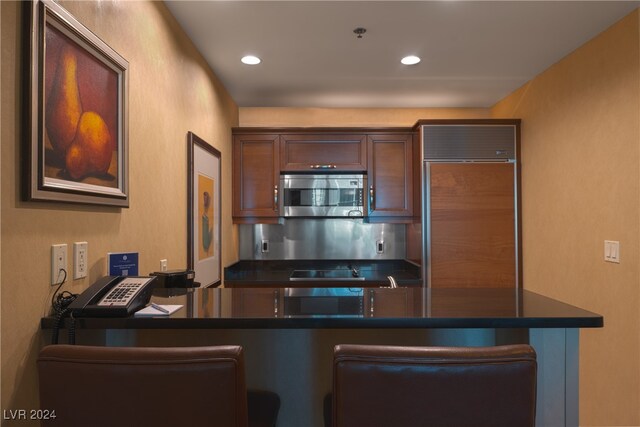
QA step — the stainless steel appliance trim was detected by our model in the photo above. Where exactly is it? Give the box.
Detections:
[422,124,517,160]
[281,206,364,217]
[423,161,432,289]
[514,157,520,295]
[280,173,366,218]
[422,159,515,163]
[281,174,366,187]
[419,126,426,291]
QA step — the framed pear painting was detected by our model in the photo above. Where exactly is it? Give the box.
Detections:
[24,0,129,207]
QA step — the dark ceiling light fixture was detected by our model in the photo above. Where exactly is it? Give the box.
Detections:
[353,28,367,39]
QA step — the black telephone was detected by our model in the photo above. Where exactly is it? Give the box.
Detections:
[68,276,157,317]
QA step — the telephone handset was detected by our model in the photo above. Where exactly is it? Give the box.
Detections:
[69,276,157,317]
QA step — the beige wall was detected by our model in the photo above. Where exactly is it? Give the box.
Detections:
[0,0,238,417]
[492,10,640,426]
[239,107,489,127]
[3,1,639,425]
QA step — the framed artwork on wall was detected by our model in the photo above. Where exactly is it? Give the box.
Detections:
[187,132,221,287]
[23,0,129,207]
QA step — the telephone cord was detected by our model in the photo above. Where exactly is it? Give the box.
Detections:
[68,313,76,345]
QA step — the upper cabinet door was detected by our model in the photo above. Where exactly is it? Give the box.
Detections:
[280,134,367,171]
[367,133,414,218]
[232,134,280,220]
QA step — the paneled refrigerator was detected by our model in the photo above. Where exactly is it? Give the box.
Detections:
[418,120,521,288]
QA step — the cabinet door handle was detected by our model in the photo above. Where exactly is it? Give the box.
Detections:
[369,290,375,317]
[369,185,375,210]
[310,164,337,169]
[274,185,278,210]
[274,290,279,317]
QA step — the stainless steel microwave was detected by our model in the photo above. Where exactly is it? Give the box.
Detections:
[279,174,366,217]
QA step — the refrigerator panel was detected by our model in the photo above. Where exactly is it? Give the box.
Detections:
[423,162,517,288]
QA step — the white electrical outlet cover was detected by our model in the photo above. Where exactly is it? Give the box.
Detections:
[51,244,67,285]
[73,242,88,279]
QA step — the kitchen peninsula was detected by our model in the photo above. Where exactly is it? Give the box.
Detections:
[42,286,602,427]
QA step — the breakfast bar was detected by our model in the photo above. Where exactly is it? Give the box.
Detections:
[42,287,602,427]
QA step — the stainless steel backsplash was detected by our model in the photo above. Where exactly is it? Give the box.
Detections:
[239,219,406,260]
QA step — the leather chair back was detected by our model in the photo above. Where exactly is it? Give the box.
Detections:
[38,344,249,427]
[333,344,537,427]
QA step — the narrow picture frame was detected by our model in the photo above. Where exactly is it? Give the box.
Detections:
[187,132,221,287]
[23,0,129,207]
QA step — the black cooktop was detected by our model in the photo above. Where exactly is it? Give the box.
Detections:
[289,269,365,281]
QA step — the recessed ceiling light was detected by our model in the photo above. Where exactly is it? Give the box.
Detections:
[401,55,421,65]
[241,55,261,65]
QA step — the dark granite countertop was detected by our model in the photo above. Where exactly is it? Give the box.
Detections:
[42,287,603,330]
[223,259,421,287]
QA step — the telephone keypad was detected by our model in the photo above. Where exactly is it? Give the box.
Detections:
[97,277,154,307]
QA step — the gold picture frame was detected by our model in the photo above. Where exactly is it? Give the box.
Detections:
[23,0,129,207]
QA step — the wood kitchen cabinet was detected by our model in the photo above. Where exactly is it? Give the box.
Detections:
[232,133,280,223]
[367,133,414,220]
[364,288,416,317]
[231,288,282,317]
[232,127,416,223]
[280,133,367,171]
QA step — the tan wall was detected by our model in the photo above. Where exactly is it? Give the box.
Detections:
[492,10,640,426]
[239,107,489,127]
[3,1,638,425]
[0,0,238,416]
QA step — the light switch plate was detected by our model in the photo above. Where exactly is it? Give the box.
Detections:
[604,240,620,263]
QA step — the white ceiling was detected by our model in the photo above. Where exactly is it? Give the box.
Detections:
[165,1,639,108]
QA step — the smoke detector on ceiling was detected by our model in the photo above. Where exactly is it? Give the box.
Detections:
[353,28,367,39]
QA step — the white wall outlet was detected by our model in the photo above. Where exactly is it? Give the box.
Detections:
[160,259,168,271]
[604,240,620,263]
[51,244,67,285]
[73,242,88,279]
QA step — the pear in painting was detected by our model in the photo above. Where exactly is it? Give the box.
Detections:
[46,47,83,156]
[65,111,112,180]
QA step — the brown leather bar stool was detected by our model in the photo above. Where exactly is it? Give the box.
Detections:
[332,344,537,427]
[38,345,279,427]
